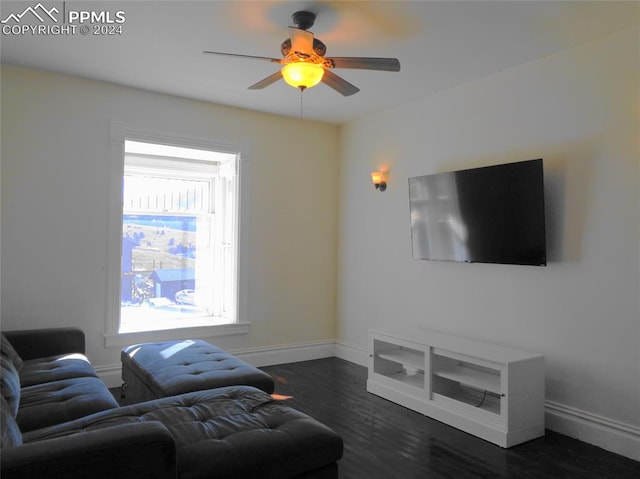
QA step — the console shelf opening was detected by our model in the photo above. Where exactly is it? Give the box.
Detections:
[371,337,426,392]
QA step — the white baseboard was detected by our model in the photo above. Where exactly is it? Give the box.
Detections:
[95,340,640,462]
[545,400,640,461]
[94,363,123,389]
[229,340,336,367]
[335,340,368,366]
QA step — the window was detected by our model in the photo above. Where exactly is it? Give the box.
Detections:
[105,124,249,344]
[119,140,238,333]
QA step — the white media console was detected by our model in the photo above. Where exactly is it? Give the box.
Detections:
[367,329,545,447]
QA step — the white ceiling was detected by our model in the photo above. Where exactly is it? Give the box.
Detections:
[1,1,638,123]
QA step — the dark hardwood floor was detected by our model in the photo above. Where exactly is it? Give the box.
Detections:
[110,357,639,478]
[259,358,640,479]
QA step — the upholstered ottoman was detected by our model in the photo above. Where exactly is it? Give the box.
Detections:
[121,339,274,404]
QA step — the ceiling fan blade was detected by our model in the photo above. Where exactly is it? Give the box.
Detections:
[288,27,314,57]
[326,57,401,72]
[248,71,283,90]
[203,51,283,64]
[321,69,360,97]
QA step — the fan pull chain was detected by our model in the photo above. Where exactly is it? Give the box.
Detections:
[299,88,304,120]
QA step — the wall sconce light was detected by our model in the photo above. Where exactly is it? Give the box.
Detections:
[371,171,387,191]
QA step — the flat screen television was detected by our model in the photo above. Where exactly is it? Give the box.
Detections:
[408,159,546,266]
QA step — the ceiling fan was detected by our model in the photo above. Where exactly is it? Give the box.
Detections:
[204,10,401,96]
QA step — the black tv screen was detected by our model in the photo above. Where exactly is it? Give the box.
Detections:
[409,159,546,266]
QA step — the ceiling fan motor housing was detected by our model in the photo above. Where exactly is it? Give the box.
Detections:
[281,38,326,57]
[282,11,325,57]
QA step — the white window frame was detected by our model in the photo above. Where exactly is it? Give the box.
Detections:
[105,121,250,347]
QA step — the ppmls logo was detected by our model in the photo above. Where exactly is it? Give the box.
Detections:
[1,3,58,23]
[2,2,125,36]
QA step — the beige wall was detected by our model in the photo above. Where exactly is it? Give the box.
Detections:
[337,27,639,458]
[1,65,339,369]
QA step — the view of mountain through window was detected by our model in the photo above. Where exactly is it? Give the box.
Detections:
[120,140,238,333]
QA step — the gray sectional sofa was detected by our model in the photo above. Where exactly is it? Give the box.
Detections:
[1,328,343,478]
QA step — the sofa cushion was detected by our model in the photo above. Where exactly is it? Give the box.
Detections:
[24,386,343,479]
[1,397,22,448]
[2,422,176,478]
[17,377,119,432]
[19,353,98,387]
[1,334,23,372]
[0,356,20,417]
[2,328,86,361]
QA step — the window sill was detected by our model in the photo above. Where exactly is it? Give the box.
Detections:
[104,322,250,348]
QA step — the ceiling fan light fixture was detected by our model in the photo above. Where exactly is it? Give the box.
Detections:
[281,62,324,90]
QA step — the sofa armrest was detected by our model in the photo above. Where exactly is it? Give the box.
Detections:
[3,328,85,360]
[1,421,176,479]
